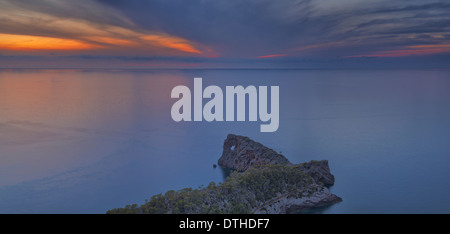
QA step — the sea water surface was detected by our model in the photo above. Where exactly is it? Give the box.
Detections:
[1,69,450,213]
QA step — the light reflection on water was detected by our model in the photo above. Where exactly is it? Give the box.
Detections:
[0,69,450,213]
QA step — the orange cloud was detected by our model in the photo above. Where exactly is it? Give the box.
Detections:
[257,54,287,58]
[0,31,204,55]
[140,34,202,54]
[0,33,99,51]
[84,36,137,47]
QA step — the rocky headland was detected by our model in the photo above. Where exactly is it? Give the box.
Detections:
[107,134,342,214]
[219,134,336,186]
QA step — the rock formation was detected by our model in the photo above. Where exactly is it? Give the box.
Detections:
[218,134,335,186]
[218,134,291,171]
[107,134,342,214]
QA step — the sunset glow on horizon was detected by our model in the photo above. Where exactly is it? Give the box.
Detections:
[0,34,100,51]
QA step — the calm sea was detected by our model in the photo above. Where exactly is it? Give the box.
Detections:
[1,69,450,213]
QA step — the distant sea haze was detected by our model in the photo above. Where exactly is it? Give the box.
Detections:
[0,69,450,213]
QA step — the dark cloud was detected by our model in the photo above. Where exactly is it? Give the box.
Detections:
[93,0,450,58]
[95,0,316,56]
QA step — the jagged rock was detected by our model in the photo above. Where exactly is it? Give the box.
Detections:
[218,134,336,186]
[295,160,335,186]
[218,134,291,171]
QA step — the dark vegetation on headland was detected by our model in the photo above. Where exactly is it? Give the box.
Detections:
[107,134,342,214]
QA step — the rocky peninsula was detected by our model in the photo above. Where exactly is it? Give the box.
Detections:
[107,134,342,214]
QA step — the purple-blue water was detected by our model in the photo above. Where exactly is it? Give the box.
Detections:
[1,69,450,213]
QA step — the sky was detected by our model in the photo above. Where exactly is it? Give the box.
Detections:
[0,0,449,68]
